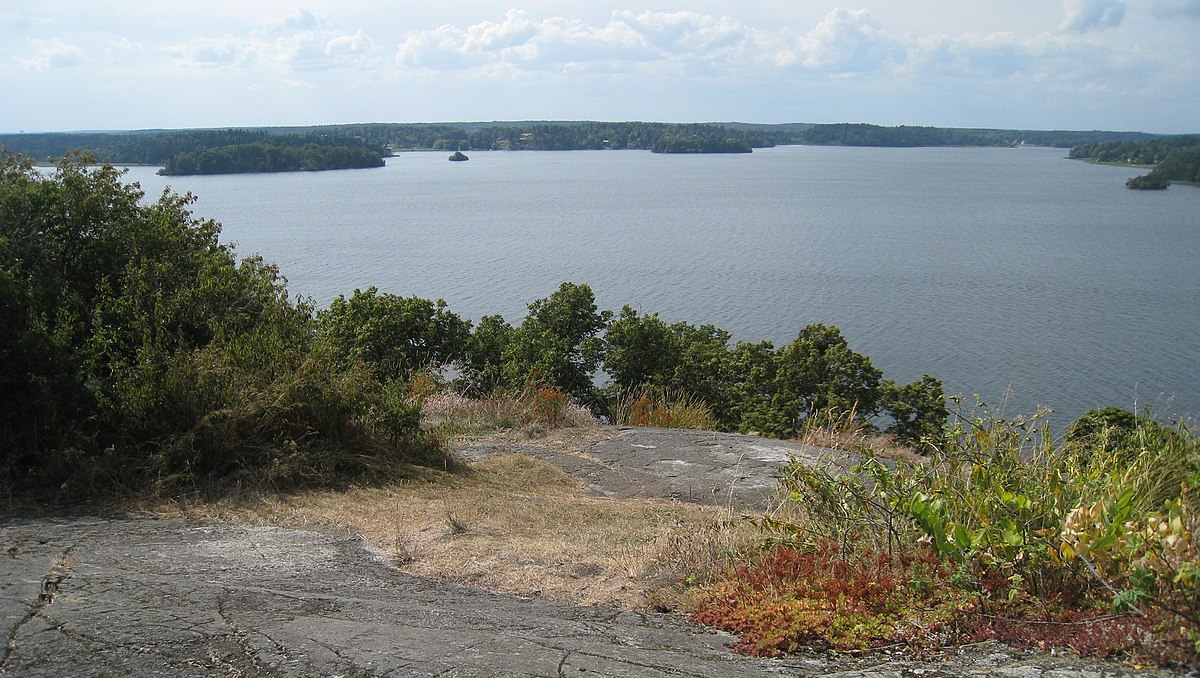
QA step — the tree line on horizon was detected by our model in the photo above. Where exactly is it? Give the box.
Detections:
[0,122,1172,170]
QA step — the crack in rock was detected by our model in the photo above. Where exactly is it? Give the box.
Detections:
[1,541,77,671]
[217,592,281,677]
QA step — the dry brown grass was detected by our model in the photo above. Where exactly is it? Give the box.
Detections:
[154,452,756,610]
[791,407,926,465]
[421,390,599,439]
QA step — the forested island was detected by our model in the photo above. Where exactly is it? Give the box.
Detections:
[1069,136,1200,189]
[0,128,385,176]
[159,139,384,175]
[651,135,752,153]
[0,121,1174,175]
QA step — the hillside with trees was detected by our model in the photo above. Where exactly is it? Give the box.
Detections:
[0,129,386,175]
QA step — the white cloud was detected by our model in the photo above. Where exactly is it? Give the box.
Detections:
[168,10,377,71]
[1060,0,1126,33]
[388,5,1173,95]
[277,9,326,32]
[171,34,246,67]
[397,9,796,75]
[7,3,1193,133]
[463,9,538,52]
[326,29,373,58]
[16,38,82,70]
[790,8,902,72]
[908,32,1030,80]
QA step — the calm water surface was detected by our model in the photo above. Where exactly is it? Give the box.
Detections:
[120,146,1200,424]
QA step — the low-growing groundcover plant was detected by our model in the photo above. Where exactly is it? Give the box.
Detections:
[692,403,1199,669]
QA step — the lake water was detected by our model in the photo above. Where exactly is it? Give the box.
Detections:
[118,146,1200,426]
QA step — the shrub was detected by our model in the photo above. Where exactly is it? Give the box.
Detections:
[317,287,470,382]
[693,542,970,656]
[0,153,446,498]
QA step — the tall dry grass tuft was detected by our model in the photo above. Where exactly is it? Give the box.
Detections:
[792,405,925,464]
[608,386,717,430]
[421,387,597,439]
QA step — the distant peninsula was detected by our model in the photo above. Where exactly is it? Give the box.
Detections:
[1,121,1191,175]
[1068,136,1200,189]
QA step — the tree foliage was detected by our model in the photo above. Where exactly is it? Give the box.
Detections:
[601,308,945,444]
[604,306,678,389]
[0,153,441,496]
[651,135,752,154]
[159,140,384,175]
[318,287,471,382]
[1069,136,1199,165]
[501,282,611,402]
[767,324,885,437]
[882,375,948,445]
[0,123,1163,169]
[461,314,514,395]
[1067,137,1200,190]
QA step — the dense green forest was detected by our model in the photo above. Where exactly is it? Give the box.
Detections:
[159,140,384,175]
[458,122,778,151]
[0,122,1168,170]
[651,135,753,153]
[0,129,386,175]
[1068,135,1198,164]
[1069,136,1200,189]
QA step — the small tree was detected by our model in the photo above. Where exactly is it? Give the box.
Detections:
[767,324,883,437]
[725,340,778,434]
[882,375,946,447]
[604,305,678,389]
[502,282,611,402]
[461,314,514,395]
[668,322,737,427]
[318,287,470,382]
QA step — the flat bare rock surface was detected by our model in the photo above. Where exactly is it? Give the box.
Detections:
[1,428,1173,676]
[455,426,860,511]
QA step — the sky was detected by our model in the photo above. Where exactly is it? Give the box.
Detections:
[2,1,1198,134]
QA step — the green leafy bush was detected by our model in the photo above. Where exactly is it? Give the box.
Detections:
[0,154,446,498]
[318,286,471,382]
